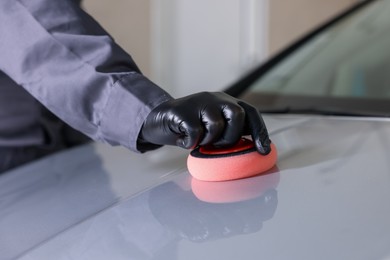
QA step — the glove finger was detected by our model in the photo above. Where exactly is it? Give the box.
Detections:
[213,104,245,147]
[199,109,226,146]
[176,120,204,149]
[237,101,271,155]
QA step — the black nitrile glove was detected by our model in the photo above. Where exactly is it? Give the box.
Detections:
[139,92,271,155]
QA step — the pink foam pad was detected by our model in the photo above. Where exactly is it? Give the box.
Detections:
[187,139,277,182]
[191,169,280,203]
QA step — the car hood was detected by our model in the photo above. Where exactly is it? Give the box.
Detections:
[2,114,390,260]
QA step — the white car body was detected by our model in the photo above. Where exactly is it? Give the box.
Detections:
[2,114,390,260]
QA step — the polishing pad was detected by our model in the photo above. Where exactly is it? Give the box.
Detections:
[187,138,277,182]
[191,169,280,203]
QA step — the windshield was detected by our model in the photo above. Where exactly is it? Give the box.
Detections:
[240,0,390,116]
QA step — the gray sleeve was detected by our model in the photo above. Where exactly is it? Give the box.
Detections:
[0,0,173,152]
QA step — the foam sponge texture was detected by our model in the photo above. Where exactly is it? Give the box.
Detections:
[191,170,280,203]
[187,139,277,182]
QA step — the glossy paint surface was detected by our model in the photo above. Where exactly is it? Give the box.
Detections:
[2,114,390,260]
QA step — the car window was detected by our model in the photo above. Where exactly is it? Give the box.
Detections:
[242,0,390,116]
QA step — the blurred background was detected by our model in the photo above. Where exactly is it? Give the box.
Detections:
[82,0,358,97]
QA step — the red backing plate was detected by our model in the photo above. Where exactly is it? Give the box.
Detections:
[199,138,254,155]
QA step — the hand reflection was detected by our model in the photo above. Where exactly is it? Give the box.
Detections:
[16,167,280,259]
[149,168,279,243]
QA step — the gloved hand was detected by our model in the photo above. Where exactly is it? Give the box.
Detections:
[139,92,271,155]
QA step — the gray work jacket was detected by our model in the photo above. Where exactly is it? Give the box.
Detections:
[0,0,173,152]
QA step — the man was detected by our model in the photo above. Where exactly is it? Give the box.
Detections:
[0,0,271,172]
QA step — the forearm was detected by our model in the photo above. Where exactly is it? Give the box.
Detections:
[0,0,172,151]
